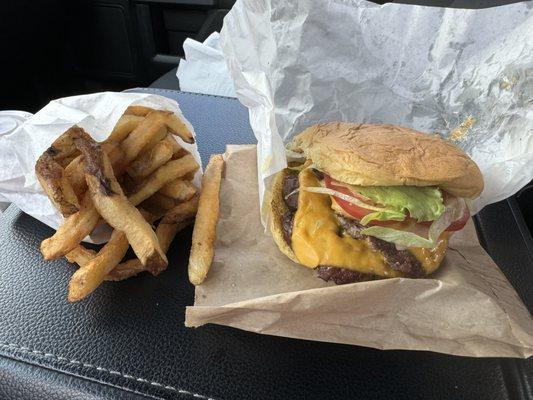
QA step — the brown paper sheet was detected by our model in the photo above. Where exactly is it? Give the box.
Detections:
[185,145,533,358]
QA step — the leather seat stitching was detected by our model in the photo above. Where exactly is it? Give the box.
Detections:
[0,340,217,400]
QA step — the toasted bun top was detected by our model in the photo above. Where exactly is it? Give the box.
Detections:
[289,122,483,198]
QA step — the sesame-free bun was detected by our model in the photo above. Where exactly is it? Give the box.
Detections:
[268,169,299,264]
[289,122,484,198]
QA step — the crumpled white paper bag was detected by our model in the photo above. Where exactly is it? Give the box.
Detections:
[220,0,533,219]
[177,32,236,98]
[0,91,202,243]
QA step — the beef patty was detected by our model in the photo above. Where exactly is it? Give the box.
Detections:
[280,169,425,284]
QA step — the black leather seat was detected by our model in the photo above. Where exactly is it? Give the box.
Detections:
[0,88,531,400]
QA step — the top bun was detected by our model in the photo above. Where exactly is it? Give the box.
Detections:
[289,122,483,198]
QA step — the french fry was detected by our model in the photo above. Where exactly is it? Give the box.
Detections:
[105,258,146,281]
[36,150,80,216]
[128,154,199,206]
[72,128,167,272]
[158,179,197,201]
[127,139,173,179]
[165,114,195,144]
[188,155,224,285]
[125,106,194,144]
[65,246,97,266]
[144,192,176,211]
[40,192,100,260]
[65,141,121,197]
[164,135,183,156]
[107,200,197,280]
[68,227,130,302]
[120,111,170,163]
[105,114,144,143]
[125,105,155,116]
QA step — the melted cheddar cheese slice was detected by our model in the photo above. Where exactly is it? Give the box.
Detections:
[291,169,448,277]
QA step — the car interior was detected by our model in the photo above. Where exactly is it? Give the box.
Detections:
[0,1,531,399]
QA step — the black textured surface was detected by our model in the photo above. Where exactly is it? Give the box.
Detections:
[0,89,531,400]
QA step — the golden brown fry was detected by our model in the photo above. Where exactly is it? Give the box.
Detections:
[124,105,155,116]
[105,114,144,143]
[72,128,167,272]
[165,114,194,144]
[68,227,130,302]
[36,150,80,216]
[188,155,224,285]
[158,179,197,201]
[40,192,100,260]
[65,246,97,266]
[107,215,195,281]
[128,154,199,206]
[120,111,169,163]
[127,139,173,179]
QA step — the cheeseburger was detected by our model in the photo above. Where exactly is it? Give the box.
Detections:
[269,122,483,284]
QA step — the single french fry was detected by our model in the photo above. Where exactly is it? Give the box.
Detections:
[65,246,97,266]
[36,150,80,216]
[40,192,100,260]
[128,154,199,206]
[124,105,155,117]
[72,128,167,272]
[188,155,224,285]
[127,140,173,179]
[165,114,194,144]
[158,179,197,201]
[105,114,144,143]
[68,227,130,302]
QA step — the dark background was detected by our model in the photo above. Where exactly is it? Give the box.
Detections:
[0,0,526,113]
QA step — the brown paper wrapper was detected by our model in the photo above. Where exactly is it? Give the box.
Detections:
[185,145,533,358]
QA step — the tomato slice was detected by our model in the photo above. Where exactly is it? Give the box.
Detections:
[445,207,470,231]
[323,175,399,226]
[323,174,470,231]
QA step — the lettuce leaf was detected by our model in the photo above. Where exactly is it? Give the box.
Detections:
[361,197,466,249]
[351,185,445,222]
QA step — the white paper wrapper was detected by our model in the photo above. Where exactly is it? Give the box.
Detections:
[177,32,237,98]
[219,0,533,218]
[0,91,202,243]
[186,145,533,358]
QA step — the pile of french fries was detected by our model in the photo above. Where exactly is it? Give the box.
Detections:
[35,105,203,302]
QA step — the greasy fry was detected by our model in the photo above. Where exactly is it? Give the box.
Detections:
[105,114,144,143]
[158,179,197,201]
[40,192,100,260]
[72,128,167,272]
[188,155,224,285]
[68,227,130,302]
[128,154,199,206]
[127,139,173,179]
